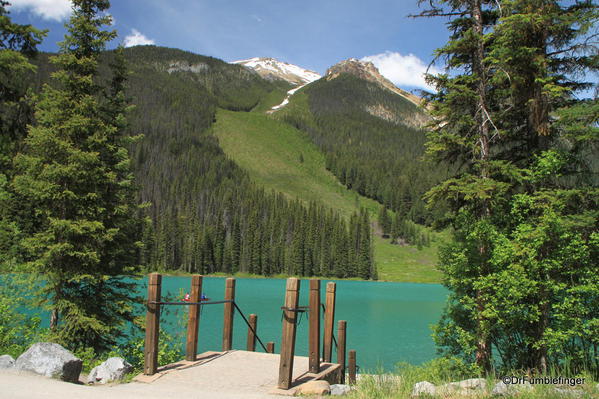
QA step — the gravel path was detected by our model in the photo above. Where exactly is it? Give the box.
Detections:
[0,351,309,399]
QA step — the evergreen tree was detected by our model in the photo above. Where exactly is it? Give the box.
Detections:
[12,0,142,352]
[377,206,391,236]
[421,0,598,375]
[0,1,45,265]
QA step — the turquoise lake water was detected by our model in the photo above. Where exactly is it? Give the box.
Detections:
[149,276,448,371]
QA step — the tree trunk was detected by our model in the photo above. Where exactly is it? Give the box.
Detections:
[472,0,493,374]
[50,308,58,330]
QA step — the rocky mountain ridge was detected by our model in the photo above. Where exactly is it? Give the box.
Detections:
[326,58,423,106]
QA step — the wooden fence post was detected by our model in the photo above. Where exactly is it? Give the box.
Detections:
[144,273,162,375]
[309,279,320,373]
[222,278,236,351]
[278,278,300,390]
[337,320,347,383]
[348,350,357,384]
[185,275,202,361]
[266,342,275,353]
[246,314,257,352]
[322,282,336,363]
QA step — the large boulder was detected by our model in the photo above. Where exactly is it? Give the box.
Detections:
[0,355,15,369]
[296,380,331,395]
[87,357,132,384]
[15,342,82,382]
[412,381,436,397]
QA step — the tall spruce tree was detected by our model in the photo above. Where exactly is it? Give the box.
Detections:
[420,0,598,375]
[12,0,142,352]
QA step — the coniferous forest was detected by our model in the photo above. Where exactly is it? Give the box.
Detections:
[22,46,377,280]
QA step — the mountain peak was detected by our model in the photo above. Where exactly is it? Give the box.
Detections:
[232,57,321,86]
[326,58,423,106]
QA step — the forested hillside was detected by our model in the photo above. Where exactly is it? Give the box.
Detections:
[26,46,376,279]
[275,74,450,225]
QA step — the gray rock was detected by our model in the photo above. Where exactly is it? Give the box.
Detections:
[412,381,436,397]
[455,378,487,390]
[0,355,15,369]
[330,384,351,395]
[15,342,82,382]
[491,381,532,396]
[87,357,132,384]
[440,378,487,395]
[553,388,584,398]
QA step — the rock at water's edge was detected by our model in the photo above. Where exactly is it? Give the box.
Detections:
[15,342,82,383]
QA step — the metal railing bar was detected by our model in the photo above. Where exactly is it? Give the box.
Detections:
[233,302,268,353]
[150,300,233,306]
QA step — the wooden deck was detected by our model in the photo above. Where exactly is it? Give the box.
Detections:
[133,350,341,396]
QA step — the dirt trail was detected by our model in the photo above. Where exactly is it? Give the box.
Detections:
[0,351,309,399]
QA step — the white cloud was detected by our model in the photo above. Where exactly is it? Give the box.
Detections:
[8,0,72,21]
[361,51,442,92]
[123,29,155,47]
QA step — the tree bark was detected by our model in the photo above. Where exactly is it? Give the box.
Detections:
[472,0,492,374]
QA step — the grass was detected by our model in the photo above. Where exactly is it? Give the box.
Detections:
[212,108,442,284]
[346,359,598,399]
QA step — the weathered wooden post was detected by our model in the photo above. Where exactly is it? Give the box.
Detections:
[278,278,300,389]
[185,275,202,361]
[222,278,236,351]
[337,320,347,383]
[322,282,336,362]
[246,314,258,351]
[266,341,275,353]
[348,350,357,384]
[144,273,162,375]
[309,279,320,373]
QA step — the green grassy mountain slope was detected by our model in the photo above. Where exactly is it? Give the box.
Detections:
[275,73,450,226]
[213,108,443,283]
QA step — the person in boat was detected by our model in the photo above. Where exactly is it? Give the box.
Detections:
[183,293,190,302]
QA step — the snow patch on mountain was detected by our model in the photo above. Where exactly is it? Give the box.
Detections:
[270,83,308,112]
[232,57,321,86]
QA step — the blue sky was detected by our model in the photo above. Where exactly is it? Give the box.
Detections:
[8,0,451,92]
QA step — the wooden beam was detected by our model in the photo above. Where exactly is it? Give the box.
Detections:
[348,350,357,384]
[144,273,162,375]
[278,278,300,390]
[185,275,202,361]
[309,279,320,373]
[246,314,257,352]
[222,278,236,351]
[322,282,336,363]
[337,320,347,384]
